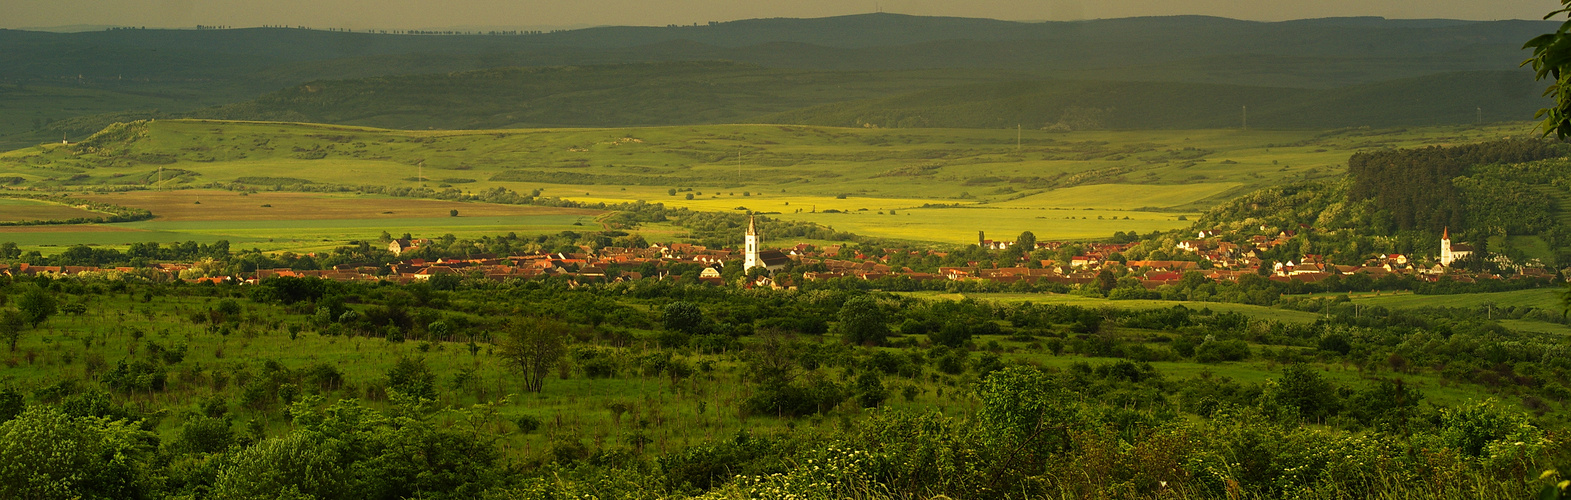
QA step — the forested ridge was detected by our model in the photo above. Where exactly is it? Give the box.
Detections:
[1347,139,1569,233]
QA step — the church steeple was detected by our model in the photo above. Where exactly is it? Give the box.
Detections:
[1440,226,1454,267]
[744,216,760,270]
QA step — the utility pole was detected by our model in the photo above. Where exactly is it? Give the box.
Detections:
[418,161,424,188]
[737,148,742,186]
[1477,107,1483,124]
[1242,106,1248,130]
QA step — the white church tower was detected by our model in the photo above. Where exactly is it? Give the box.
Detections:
[1440,226,1454,267]
[744,216,760,270]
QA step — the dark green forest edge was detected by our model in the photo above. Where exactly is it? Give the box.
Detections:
[5,139,1571,498]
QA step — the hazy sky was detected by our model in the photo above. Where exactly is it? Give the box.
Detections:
[2,0,1561,30]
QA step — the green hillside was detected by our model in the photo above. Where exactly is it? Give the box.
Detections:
[764,71,1545,130]
[36,66,1544,136]
[173,63,1022,130]
[0,15,1553,148]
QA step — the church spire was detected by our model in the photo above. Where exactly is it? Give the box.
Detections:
[744,215,760,271]
[1442,226,1449,240]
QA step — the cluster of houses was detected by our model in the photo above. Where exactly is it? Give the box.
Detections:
[0,222,1553,289]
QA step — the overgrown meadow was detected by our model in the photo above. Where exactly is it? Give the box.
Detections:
[3,270,1571,499]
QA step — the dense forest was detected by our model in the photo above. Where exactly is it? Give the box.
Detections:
[1346,139,1569,233]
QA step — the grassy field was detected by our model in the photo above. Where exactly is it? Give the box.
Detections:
[1338,288,1565,310]
[0,119,1539,250]
[0,191,603,252]
[80,190,601,222]
[0,197,107,222]
[906,291,1326,323]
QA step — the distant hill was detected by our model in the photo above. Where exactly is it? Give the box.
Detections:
[0,14,1549,92]
[75,64,1539,132]
[762,71,1546,130]
[0,14,1557,147]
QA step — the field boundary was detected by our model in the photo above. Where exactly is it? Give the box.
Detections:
[0,192,153,226]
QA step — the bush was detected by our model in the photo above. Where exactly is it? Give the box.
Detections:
[386,356,437,401]
[743,372,846,417]
[173,416,234,454]
[211,431,352,500]
[1195,339,1250,363]
[515,415,542,433]
[855,372,887,408]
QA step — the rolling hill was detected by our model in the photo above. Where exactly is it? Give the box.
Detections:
[40,65,1541,133]
[763,70,1547,130]
[0,14,1555,147]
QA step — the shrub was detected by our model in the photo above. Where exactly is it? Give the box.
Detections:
[1195,339,1250,363]
[173,416,234,454]
[386,357,438,401]
[515,415,542,434]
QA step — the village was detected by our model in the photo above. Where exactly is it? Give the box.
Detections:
[0,218,1554,290]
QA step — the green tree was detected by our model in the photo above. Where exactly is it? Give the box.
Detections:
[428,321,450,340]
[854,371,887,409]
[0,406,156,499]
[976,366,1076,487]
[1263,364,1340,423]
[837,295,889,345]
[1095,269,1117,293]
[662,301,704,334]
[496,317,570,393]
[1015,231,1037,253]
[1525,1,1571,138]
[15,285,55,328]
[0,310,23,352]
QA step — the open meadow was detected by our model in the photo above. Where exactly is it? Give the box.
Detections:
[0,119,1542,249]
[0,197,107,222]
[0,190,603,253]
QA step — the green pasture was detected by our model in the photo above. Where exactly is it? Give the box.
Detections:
[0,197,106,222]
[903,291,1325,323]
[778,207,1192,244]
[0,119,1538,246]
[2,214,599,254]
[1339,288,1565,310]
[0,228,262,248]
[990,182,1244,210]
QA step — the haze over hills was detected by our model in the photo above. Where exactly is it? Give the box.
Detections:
[0,13,1555,147]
